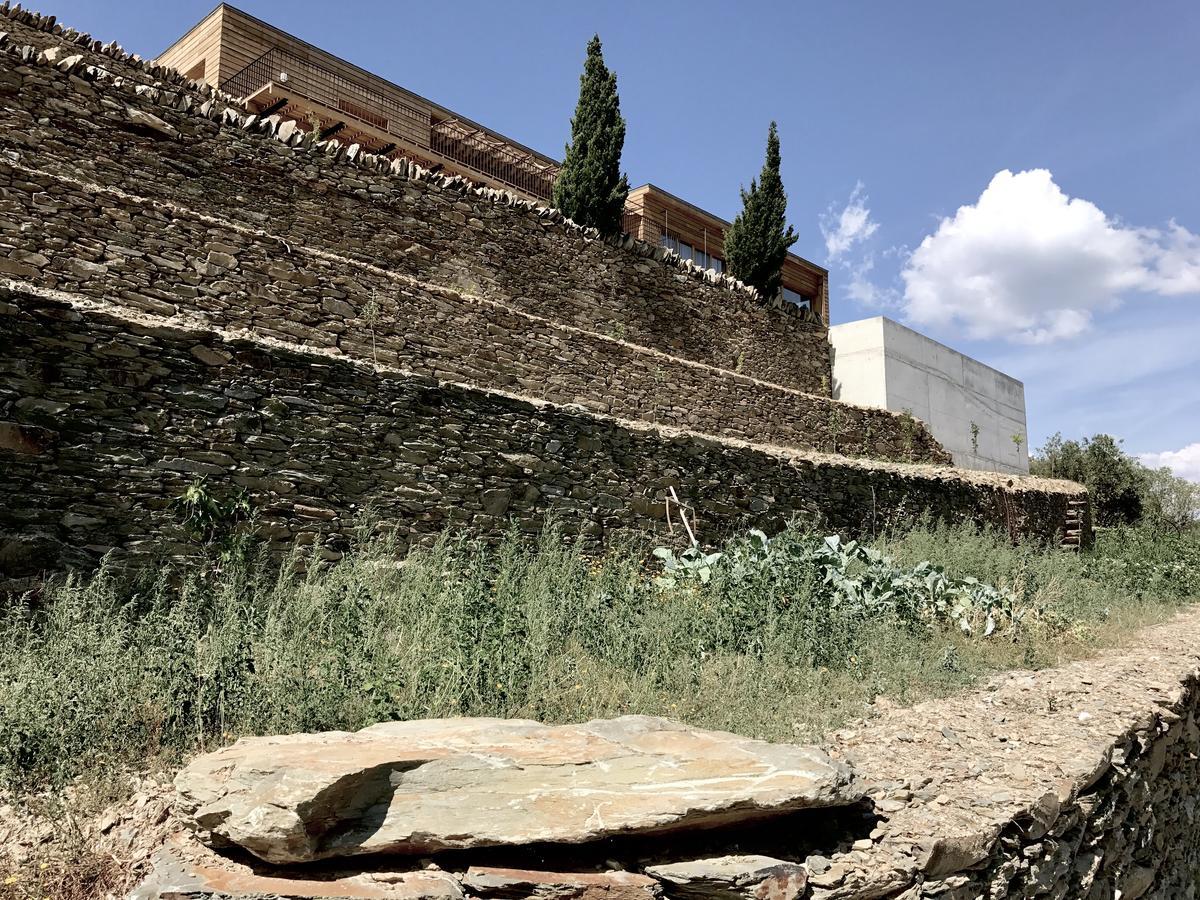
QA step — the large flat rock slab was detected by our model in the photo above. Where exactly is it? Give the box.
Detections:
[174,716,857,865]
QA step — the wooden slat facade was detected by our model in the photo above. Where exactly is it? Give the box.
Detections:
[156,5,830,322]
[626,185,830,321]
[156,4,224,83]
[156,4,560,202]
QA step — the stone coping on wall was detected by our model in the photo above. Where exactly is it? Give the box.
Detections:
[0,4,812,319]
[0,278,1079,499]
[811,608,1200,898]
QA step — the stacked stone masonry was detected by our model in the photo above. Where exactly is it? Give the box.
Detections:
[0,4,1090,576]
[811,607,1200,899]
[0,13,949,465]
[1,286,1082,574]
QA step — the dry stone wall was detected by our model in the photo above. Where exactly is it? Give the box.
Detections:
[0,17,832,391]
[0,5,1090,579]
[0,159,940,464]
[0,15,951,466]
[809,607,1200,899]
[0,285,1081,576]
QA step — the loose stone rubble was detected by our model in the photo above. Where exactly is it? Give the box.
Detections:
[173,716,858,865]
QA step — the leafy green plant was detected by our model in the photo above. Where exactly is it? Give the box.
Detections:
[652,544,725,588]
[171,478,251,546]
[1030,433,1147,526]
[655,528,1051,638]
[970,421,980,456]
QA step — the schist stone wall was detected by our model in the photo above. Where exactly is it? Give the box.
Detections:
[0,17,951,467]
[0,6,1089,576]
[0,287,1084,575]
[814,609,1200,899]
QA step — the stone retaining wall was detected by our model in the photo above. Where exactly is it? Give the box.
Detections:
[812,608,1200,899]
[0,286,1081,576]
[0,15,951,466]
[0,158,943,464]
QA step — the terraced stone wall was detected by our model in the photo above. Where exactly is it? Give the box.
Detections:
[0,287,1083,577]
[0,18,950,466]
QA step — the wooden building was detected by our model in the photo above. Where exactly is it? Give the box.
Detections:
[158,4,829,321]
[624,185,828,319]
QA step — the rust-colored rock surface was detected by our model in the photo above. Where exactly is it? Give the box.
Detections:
[463,866,662,900]
[174,716,858,865]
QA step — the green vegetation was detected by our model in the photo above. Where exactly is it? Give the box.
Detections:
[552,35,629,236]
[3,520,1198,792]
[723,121,798,299]
[1032,432,1199,530]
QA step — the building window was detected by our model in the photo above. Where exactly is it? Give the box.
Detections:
[783,287,812,309]
[661,235,723,273]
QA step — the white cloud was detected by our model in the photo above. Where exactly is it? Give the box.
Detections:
[1140,443,1200,483]
[842,252,899,307]
[821,182,879,261]
[900,169,1200,344]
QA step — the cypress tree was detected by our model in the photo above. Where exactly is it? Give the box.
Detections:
[553,35,629,235]
[723,122,798,298]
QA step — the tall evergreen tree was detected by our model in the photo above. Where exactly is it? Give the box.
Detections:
[723,122,798,298]
[553,35,629,235]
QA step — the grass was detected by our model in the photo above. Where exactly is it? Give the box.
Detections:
[1,521,1198,794]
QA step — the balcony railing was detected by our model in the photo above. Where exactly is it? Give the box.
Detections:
[431,118,557,202]
[220,48,559,202]
[621,211,644,238]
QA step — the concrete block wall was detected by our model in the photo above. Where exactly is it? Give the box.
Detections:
[831,318,1029,474]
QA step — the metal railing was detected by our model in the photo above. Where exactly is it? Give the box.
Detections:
[220,47,559,201]
[221,48,429,136]
[430,118,557,202]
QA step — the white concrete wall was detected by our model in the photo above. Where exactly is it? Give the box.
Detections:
[829,317,1029,474]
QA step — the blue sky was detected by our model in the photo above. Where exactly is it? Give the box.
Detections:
[50,1,1200,477]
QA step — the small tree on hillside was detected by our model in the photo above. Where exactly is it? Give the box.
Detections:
[723,121,798,299]
[1031,433,1148,527]
[553,35,629,235]
[1142,467,1200,533]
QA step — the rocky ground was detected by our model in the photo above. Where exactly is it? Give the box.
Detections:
[2,608,1199,899]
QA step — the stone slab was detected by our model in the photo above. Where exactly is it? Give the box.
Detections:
[130,838,464,900]
[463,866,662,900]
[644,855,808,900]
[174,716,858,864]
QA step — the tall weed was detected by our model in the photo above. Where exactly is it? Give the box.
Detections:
[2,522,1197,789]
